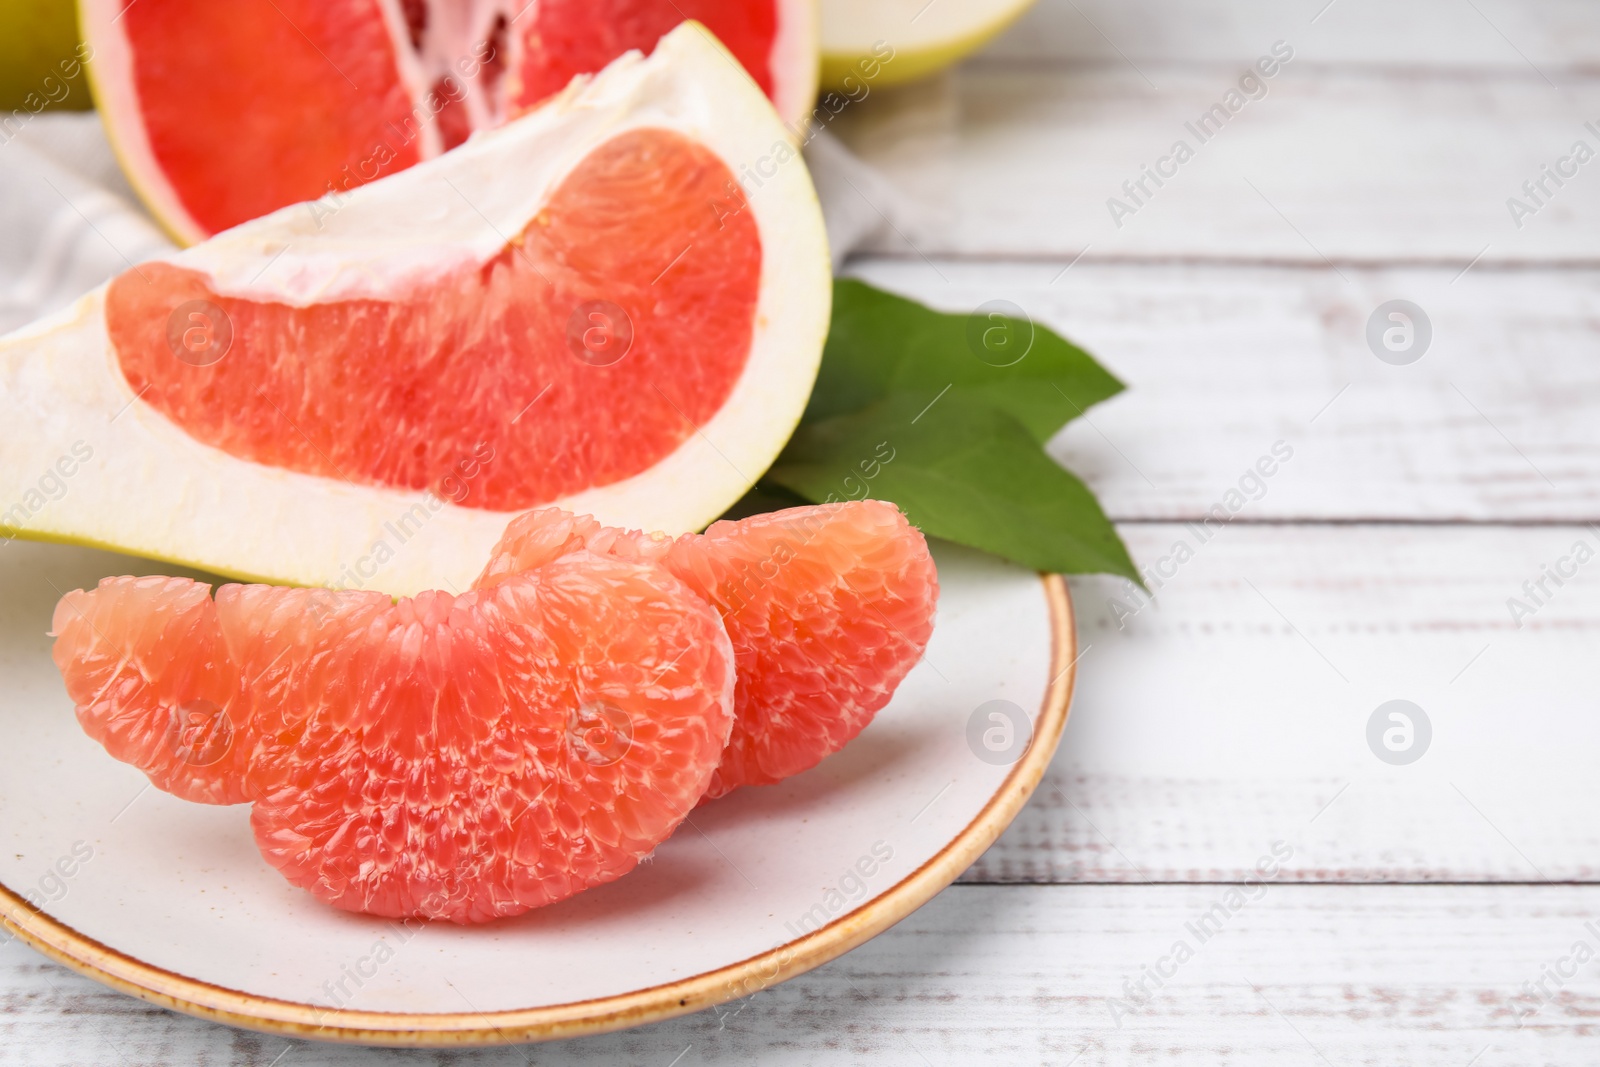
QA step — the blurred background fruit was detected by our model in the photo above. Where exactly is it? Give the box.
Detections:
[819,0,1035,90]
[0,0,90,111]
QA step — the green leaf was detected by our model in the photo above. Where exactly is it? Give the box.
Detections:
[766,392,1139,581]
[807,278,1126,445]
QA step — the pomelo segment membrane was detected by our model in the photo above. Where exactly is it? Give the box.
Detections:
[53,556,735,923]
[105,127,761,510]
[478,499,941,798]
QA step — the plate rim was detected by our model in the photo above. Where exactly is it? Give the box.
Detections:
[0,574,1076,1047]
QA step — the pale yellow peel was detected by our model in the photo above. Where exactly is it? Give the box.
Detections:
[818,0,1036,92]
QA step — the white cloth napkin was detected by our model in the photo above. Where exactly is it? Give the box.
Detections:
[0,113,175,334]
[0,115,914,335]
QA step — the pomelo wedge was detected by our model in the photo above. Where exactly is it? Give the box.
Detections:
[81,0,819,242]
[0,25,831,596]
[477,500,939,798]
[54,554,736,923]
[819,0,1034,90]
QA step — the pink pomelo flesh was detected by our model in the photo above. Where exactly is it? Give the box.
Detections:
[106,128,761,511]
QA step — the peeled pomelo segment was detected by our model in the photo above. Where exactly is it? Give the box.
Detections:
[51,556,735,923]
[243,560,735,922]
[105,127,761,510]
[1,25,831,597]
[478,499,940,798]
[51,576,250,806]
[675,501,938,796]
[83,0,818,242]
[52,580,398,807]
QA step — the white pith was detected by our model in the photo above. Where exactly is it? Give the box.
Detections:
[818,0,1033,57]
[81,0,819,246]
[0,25,832,597]
[390,0,513,133]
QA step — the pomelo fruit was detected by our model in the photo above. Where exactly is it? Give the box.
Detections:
[0,25,831,597]
[477,499,939,798]
[819,0,1034,91]
[80,0,819,242]
[53,553,737,923]
[0,0,90,113]
[51,500,936,919]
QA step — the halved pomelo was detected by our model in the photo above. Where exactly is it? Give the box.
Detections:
[477,499,940,798]
[53,553,736,923]
[0,25,830,596]
[819,0,1034,90]
[81,0,818,242]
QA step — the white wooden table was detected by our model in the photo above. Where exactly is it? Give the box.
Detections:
[6,0,1600,1062]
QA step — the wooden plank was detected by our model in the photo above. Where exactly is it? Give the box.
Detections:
[832,63,1600,262]
[5,884,1597,1064]
[847,259,1600,522]
[8,7,1595,1060]
[987,0,1600,69]
[963,522,1600,884]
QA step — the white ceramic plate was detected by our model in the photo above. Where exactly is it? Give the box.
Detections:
[0,539,1074,1046]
